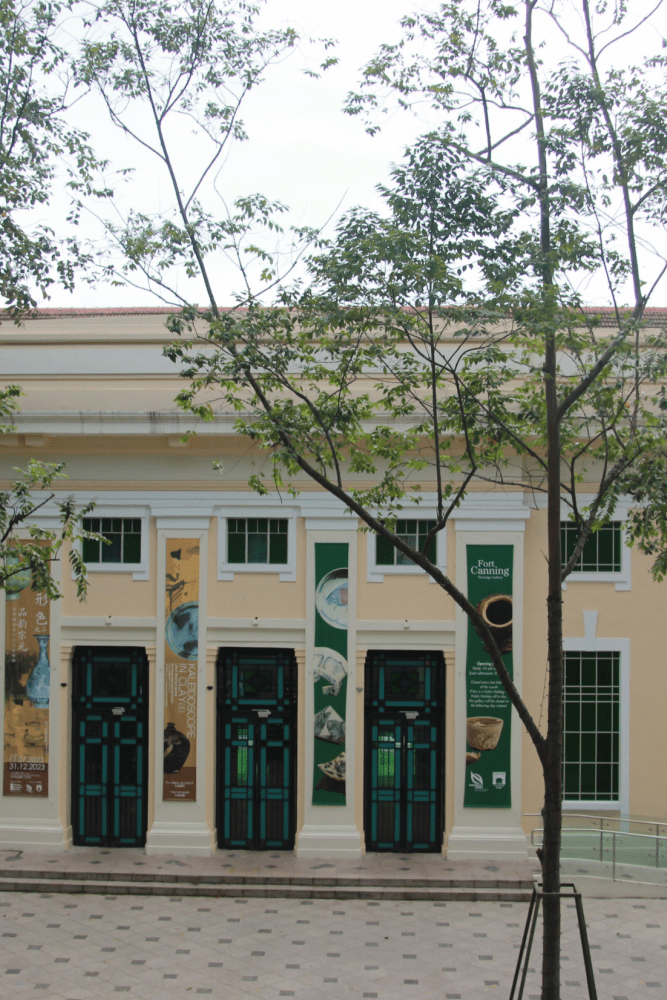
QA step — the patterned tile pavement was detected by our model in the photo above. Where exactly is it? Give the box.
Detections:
[0,890,664,999]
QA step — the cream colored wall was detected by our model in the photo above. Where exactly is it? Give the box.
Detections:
[206,518,307,620]
[357,532,456,622]
[521,507,667,829]
[60,529,157,618]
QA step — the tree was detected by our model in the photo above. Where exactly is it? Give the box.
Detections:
[73,0,335,304]
[0,0,106,318]
[0,456,97,600]
[147,4,667,1000]
[0,1,107,597]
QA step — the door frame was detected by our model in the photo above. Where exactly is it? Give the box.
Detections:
[71,646,149,847]
[216,647,298,850]
[364,649,446,852]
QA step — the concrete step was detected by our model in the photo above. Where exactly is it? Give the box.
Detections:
[0,875,534,901]
[0,867,533,890]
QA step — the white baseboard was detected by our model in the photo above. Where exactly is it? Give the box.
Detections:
[295,823,363,858]
[0,817,71,852]
[145,820,216,857]
[446,824,529,860]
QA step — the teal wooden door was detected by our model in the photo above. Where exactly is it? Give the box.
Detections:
[365,651,445,852]
[72,647,148,846]
[217,649,297,850]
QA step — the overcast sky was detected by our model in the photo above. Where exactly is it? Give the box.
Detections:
[47,0,424,308]
[41,0,665,310]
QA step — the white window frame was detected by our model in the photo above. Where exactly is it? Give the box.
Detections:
[561,498,632,591]
[562,628,629,814]
[77,507,150,581]
[367,514,446,583]
[217,506,297,582]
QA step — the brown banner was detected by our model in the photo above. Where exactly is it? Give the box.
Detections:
[163,538,199,801]
[3,559,50,797]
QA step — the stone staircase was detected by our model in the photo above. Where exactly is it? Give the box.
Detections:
[0,865,534,901]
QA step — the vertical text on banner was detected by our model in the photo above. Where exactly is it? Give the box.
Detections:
[3,553,50,798]
[163,538,199,802]
[464,544,514,808]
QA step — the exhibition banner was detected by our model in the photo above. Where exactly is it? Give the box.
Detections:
[163,538,199,801]
[3,560,50,797]
[312,542,348,805]
[464,544,513,808]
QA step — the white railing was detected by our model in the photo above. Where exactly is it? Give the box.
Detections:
[530,824,667,882]
[523,811,665,838]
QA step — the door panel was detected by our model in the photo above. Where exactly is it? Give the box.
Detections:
[72,647,148,847]
[217,649,297,850]
[365,651,445,852]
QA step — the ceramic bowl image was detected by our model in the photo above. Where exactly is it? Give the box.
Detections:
[467,716,504,751]
[315,567,348,630]
[165,601,199,660]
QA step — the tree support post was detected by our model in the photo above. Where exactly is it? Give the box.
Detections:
[509,883,598,1000]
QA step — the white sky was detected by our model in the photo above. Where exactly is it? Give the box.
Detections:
[47,0,424,308]
[37,0,667,309]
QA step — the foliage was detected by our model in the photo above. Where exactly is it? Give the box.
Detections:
[155,4,667,999]
[74,0,335,303]
[0,0,108,318]
[0,457,100,600]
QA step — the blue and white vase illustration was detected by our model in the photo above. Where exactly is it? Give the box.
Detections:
[5,555,32,601]
[26,634,50,709]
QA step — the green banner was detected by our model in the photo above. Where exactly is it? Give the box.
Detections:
[464,544,513,808]
[312,542,348,806]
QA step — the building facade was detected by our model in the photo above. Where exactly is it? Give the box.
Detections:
[0,308,664,857]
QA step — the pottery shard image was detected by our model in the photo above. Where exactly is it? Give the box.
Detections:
[313,649,348,697]
[314,705,345,745]
[317,751,346,782]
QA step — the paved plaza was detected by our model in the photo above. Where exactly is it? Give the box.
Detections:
[0,889,665,1000]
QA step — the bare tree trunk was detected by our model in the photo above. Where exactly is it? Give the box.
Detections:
[543,325,563,999]
[523,0,563,992]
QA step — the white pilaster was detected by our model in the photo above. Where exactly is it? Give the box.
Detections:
[295,515,363,858]
[447,500,530,859]
[146,522,216,856]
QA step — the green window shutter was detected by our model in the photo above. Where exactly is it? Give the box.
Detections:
[123,530,141,564]
[82,536,100,563]
[376,534,394,565]
[247,532,268,563]
[227,526,246,563]
[269,531,288,564]
[101,528,122,563]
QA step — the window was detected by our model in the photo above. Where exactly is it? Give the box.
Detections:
[376,519,437,566]
[563,651,619,803]
[83,518,142,564]
[218,508,297,581]
[561,521,622,573]
[368,516,445,582]
[227,518,288,565]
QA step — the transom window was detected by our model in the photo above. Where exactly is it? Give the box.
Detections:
[82,518,142,564]
[227,518,288,565]
[561,521,622,573]
[563,651,619,802]
[376,519,437,566]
